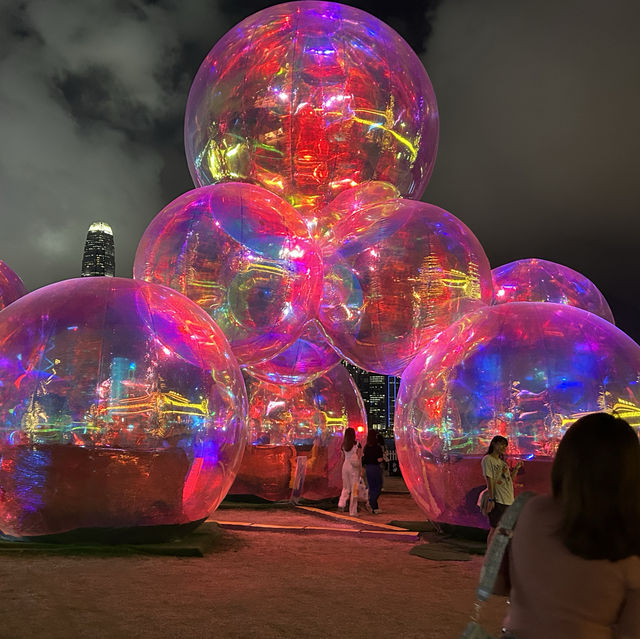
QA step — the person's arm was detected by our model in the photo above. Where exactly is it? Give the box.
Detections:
[615,586,640,638]
[484,475,496,512]
[510,460,523,480]
[482,458,496,512]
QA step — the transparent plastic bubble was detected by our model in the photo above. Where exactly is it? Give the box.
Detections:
[133,183,323,367]
[492,258,614,323]
[244,319,341,385]
[316,181,400,250]
[396,302,640,528]
[184,1,438,232]
[230,363,367,501]
[0,277,248,539]
[0,259,27,311]
[318,199,493,376]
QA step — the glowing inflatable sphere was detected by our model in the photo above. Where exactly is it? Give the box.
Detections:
[133,183,323,367]
[318,199,493,376]
[231,364,366,501]
[0,278,248,540]
[184,1,439,231]
[244,320,341,385]
[316,181,400,250]
[396,302,640,529]
[493,258,614,323]
[0,259,27,311]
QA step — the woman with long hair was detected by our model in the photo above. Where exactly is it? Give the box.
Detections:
[362,429,385,514]
[482,435,522,543]
[503,413,640,638]
[337,426,362,516]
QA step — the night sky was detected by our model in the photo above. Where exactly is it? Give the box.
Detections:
[1,0,639,340]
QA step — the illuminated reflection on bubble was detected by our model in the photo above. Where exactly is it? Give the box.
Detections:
[396,302,640,528]
[184,2,438,234]
[492,258,614,323]
[0,277,248,538]
[231,364,366,501]
[0,259,26,311]
[134,183,323,367]
[319,199,492,375]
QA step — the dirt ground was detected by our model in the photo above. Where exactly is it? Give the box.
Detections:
[0,490,508,639]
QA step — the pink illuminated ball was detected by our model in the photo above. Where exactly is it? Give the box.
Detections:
[184,1,439,231]
[133,183,323,367]
[230,363,366,501]
[318,199,493,376]
[244,319,341,385]
[396,302,640,529]
[0,277,248,539]
[0,259,27,311]
[315,181,400,250]
[492,258,614,323]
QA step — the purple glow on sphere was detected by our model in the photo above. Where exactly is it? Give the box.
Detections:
[133,183,324,367]
[184,1,438,232]
[492,258,614,323]
[0,260,27,311]
[0,278,248,539]
[244,320,341,385]
[230,363,366,501]
[396,302,640,529]
[318,199,492,376]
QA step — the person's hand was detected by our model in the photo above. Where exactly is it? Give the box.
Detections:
[514,460,523,471]
[486,500,495,513]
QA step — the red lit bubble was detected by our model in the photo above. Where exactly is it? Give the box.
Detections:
[396,302,640,528]
[184,1,438,234]
[492,258,614,323]
[0,260,27,311]
[0,278,248,539]
[133,183,324,367]
[244,319,341,385]
[318,199,493,376]
[315,181,400,251]
[230,364,366,501]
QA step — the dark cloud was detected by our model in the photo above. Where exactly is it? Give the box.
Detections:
[422,0,640,340]
[0,0,225,288]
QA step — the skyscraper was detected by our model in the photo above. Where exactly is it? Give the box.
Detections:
[342,361,400,437]
[81,222,115,277]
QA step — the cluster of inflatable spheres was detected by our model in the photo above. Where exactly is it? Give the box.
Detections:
[1,2,638,539]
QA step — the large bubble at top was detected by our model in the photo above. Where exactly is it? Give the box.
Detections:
[492,258,614,323]
[396,302,640,528]
[318,199,493,376]
[0,259,27,311]
[184,1,439,233]
[133,183,323,367]
[231,363,366,501]
[0,278,248,539]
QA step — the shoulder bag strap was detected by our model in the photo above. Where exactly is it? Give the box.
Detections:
[476,491,535,600]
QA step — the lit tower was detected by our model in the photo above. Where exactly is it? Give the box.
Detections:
[81,222,115,277]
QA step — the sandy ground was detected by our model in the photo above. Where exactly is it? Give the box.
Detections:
[0,489,508,639]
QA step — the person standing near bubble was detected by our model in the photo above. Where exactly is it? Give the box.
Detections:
[338,427,362,516]
[482,435,522,543]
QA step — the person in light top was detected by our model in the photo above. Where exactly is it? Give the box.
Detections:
[481,435,522,543]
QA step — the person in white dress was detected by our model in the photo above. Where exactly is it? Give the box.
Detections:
[338,427,362,516]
